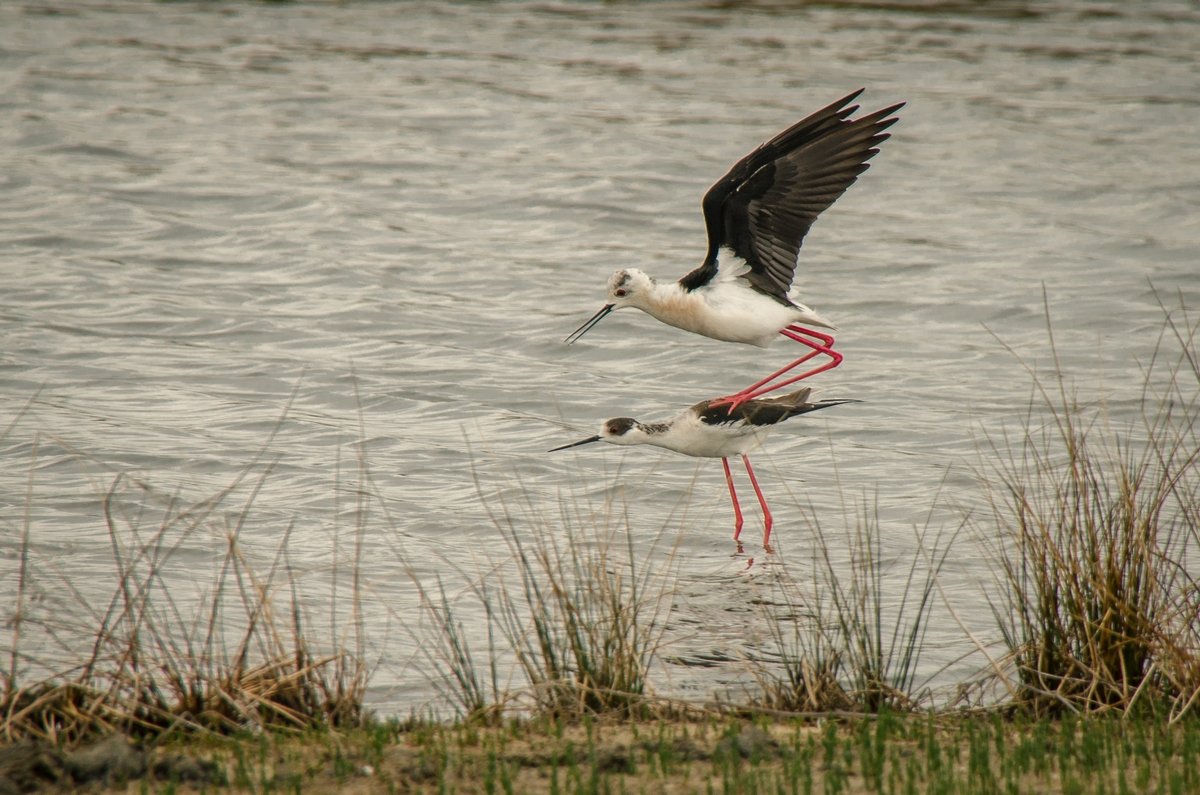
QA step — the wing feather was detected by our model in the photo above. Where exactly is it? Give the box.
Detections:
[679,91,904,302]
[694,389,861,429]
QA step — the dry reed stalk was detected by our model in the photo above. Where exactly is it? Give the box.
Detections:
[983,293,1200,717]
[462,459,678,720]
[2,392,370,744]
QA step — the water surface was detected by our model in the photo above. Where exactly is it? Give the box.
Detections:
[1,0,1197,714]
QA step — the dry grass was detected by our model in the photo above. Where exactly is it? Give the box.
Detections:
[417,468,686,720]
[982,294,1200,718]
[2,419,369,744]
[745,500,960,715]
[4,295,1199,754]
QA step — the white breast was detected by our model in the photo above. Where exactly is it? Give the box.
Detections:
[647,412,770,458]
[698,280,810,347]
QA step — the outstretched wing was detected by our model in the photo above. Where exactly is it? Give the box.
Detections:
[679,90,904,302]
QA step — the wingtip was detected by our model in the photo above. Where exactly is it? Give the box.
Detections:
[816,398,864,408]
[839,89,905,119]
[821,88,867,119]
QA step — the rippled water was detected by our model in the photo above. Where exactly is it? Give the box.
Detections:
[2,1,1197,714]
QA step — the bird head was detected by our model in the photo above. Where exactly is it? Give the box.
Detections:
[564,269,655,344]
[548,417,645,451]
[605,268,655,308]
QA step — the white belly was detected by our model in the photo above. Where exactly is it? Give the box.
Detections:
[650,419,769,458]
[696,284,809,347]
[642,274,833,348]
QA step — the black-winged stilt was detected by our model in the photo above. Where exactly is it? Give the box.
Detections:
[565,89,903,410]
[549,388,858,548]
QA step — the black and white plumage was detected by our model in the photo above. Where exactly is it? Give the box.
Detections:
[565,89,905,350]
[549,388,858,547]
[549,388,857,458]
[686,88,903,305]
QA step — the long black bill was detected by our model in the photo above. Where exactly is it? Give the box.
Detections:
[564,304,614,344]
[548,435,600,452]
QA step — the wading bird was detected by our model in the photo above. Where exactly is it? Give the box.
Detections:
[548,388,857,548]
[565,89,903,410]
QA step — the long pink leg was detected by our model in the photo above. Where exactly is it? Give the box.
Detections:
[730,344,822,396]
[791,325,835,348]
[746,326,844,396]
[741,455,774,547]
[712,325,843,411]
[722,457,744,541]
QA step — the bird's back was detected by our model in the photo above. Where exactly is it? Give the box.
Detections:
[696,389,811,426]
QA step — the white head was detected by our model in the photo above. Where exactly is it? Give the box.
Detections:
[564,268,657,344]
[604,268,656,309]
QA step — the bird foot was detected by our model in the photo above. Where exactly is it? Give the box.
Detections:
[709,392,753,414]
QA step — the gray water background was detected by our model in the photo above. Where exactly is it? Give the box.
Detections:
[2,0,1197,715]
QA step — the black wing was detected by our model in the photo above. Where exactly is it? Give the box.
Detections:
[696,389,860,428]
[679,90,904,303]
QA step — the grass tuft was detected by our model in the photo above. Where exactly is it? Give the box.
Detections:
[457,465,680,720]
[2,402,369,743]
[4,292,1199,782]
[750,501,958,715]
[487,515,674,718]
[982,294,1200,718]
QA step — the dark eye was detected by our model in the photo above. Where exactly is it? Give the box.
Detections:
[615,288,628,297]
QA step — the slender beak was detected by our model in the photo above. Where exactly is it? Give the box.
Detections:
[548,435,600,452]
[564,304,614,344]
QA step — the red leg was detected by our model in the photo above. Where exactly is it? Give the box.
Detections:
[712,325,843,411]
[722,457,744,541]
[790,325,835,348]
[741,455,773,547]
[743,327,843,397]
[727,347,822,397]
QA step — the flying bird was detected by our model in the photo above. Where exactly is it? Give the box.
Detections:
[565,89,903,409]
[549,388,858,548]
